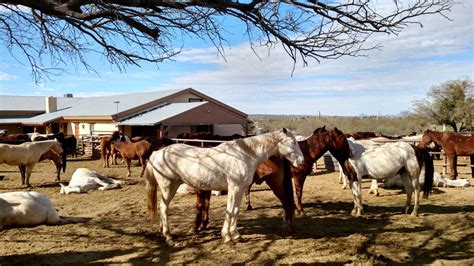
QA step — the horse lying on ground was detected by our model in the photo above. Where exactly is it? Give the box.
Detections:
[145,128,304,244]
[347,141,434,216]
[0,191,88,230]
[380,172,470,189]
[419,130,474,179]
[0,140,63,187]
[60,168,123,194]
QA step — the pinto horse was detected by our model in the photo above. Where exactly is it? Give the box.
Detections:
[145,128,304,244]
[0,140,63,187]
[347,141,434,217]
[419,130,474,179]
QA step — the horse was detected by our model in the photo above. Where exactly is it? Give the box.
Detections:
[247,126,355,216]
[0,133,31,144]
[112,140,154,177]
[59,168,123,194]
[347,141,434,217]
[419,130,474,179]
[145,128,304,244]
[19,149,63,183]
[0,140,63,187]
[100,131,120,168]
[0,191,88,230]
[32,132,76,172]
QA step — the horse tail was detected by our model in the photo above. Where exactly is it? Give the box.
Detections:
[419,147,434,198]
[145,161,158,220]
[282,158,295,229]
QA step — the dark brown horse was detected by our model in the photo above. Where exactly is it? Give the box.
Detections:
[419,130,474,179]
[246,126,355,216]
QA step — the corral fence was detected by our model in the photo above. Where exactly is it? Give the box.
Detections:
[78,135,472,177]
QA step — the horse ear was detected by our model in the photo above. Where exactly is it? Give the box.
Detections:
[282,128,288,134]
[323,125,326,130]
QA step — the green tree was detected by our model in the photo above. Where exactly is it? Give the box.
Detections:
[412,78,474,132]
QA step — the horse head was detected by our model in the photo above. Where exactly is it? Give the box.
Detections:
[277,128,304,167]
[419,130,435,148]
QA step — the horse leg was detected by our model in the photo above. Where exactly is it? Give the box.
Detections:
[126,158,132,177]
[139,158,147,177]
[293,176,306,216]
[229,185,245,242]
[244,183,253,210]
[348,180,363,216]
[25,163,35,187]
[192,190,211,233]
[399,172,414,214]
[201,190,211,230]
[221,184,242,243]
[448,155,457,180]
[410,173,421,217]
[18,165,26,185]
[368,179,379,196]
[158,180,180,244]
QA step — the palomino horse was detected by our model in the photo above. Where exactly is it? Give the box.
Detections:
[347,141,434,217]
[19,149,62,183]
[145,128,304,244]
[0,140,63,187]
[419,130,474,179]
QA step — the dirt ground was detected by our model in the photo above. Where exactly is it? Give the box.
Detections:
[1,156,473,264]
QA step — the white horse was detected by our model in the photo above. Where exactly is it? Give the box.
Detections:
[346,141,434,217]
[145,128,304,244]
[0,140,63,187]
[0,191,87,230]
[60,168,123,194]
[338,138,380,190]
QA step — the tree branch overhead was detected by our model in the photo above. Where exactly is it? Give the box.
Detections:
[0,0,454,80]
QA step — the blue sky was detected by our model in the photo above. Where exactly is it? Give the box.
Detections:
[0,0,473,116]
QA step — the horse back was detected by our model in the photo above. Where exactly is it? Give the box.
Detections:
[443,134,474,155]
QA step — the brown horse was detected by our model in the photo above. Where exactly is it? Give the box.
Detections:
[419,130,474,179]
[100,131,120,168]
[112,137,174,177]
[246,126,355,216]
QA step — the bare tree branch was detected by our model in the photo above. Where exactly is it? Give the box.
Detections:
[0,0,454,81]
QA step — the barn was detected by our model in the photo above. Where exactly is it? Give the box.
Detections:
[0,88,248,137]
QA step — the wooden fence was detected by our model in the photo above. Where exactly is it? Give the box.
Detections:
[78,135,472,176]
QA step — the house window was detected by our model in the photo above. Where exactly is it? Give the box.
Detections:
[188,98,203,102]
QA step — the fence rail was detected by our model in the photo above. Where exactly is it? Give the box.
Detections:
[78,135,472,176]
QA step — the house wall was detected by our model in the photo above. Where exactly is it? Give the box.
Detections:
[162,102,246,125]
[169,92,202,103]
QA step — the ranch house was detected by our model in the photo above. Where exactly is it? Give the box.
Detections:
[0,88,248,138]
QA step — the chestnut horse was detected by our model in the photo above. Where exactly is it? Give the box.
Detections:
[246,126,355,216]
[419,130,474,179]
[100,131,120,168]
[112,137,174,177]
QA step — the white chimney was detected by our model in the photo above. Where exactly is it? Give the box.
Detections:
[45,96,57,113]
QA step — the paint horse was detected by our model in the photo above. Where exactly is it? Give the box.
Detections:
[145,128,304,244]
[0,140,63,187]
[419,130,474,179]
[347,141,434,217]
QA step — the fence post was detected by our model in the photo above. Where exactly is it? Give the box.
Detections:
[443,152,447,175]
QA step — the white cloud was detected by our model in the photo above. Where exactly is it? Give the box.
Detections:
[0,72,17,81]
